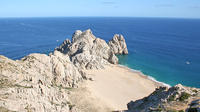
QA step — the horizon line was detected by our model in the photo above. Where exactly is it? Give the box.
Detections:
[0,16,200,20]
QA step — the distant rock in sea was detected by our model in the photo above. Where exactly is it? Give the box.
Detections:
[56,29,128,69]
[108,34,128,55]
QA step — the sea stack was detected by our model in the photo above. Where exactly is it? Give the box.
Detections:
[56,29,128,69]
[108,34,129,55]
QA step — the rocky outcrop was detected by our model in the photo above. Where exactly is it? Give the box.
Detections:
[56,29,129,69]
[108,34,128,55]
[127,84,200,112]
[0,51,83,112]
[0,29,129,112]
[0,83,72,112]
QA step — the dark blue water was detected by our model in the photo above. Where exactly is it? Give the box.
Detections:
[0,17,199,88]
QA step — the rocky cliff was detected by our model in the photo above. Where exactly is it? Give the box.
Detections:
[0,29,128,112]
[0,51,83,112]
[56,29,128,69]
[127,84,200,112]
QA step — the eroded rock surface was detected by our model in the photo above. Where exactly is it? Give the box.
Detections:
[0,51,83,112]
[127,84,200,112]
[108,34,128,55]
[56,29,128,69]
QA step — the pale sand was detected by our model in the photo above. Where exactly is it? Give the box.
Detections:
[69,65,161,112]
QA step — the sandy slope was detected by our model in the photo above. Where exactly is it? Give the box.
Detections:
[69,65,161,112]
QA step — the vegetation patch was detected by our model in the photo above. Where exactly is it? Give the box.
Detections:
[66,101,75,110]
[168,94,176,101]
[0,106,15,112]
[56,85,73,91]
[149,106,163,112]
[69,104,75,110]
[0,78,12,88]
[192,89,198,93]
[14,84,33,88]
[0,78,33,89]
[179,92,191,101]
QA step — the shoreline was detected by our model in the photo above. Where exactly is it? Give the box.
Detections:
[117,64,171,88]
[79,64,164,111]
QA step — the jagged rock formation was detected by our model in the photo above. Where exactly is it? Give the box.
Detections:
[56,29,128,69]
[0,51,83,112]
[0,51,83,88]
[108,34,128,55]
[0,29,129,112]
[127,84,200,112]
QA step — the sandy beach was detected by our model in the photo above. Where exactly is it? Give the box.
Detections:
[69,65,162,112]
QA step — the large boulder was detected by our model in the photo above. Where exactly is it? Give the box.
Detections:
[108,34,128,55]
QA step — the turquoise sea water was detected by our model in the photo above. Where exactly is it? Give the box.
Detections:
[0,17,199,88]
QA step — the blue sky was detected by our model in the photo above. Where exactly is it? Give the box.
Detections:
[0,0,200,18]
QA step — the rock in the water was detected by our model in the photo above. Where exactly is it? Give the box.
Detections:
[108,34,128,55]
[56,29,128,69]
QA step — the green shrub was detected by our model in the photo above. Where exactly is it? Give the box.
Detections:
[179,92,191,101]
[168,94,176,101]
[192,89,198,93]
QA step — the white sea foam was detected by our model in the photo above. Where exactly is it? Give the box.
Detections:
[118,64,171,87]
[147,76,171,87]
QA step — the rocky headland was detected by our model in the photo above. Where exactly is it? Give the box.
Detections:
[127,84,200,112]
[0,29,199,112]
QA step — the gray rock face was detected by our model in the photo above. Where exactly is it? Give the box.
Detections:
[56,29,127,69]
[0,84,71,112]
[55,39,71,53]
[0,51,83,112]
[127,84,200,112]
[50,51,83,87]
[108,34,128,55]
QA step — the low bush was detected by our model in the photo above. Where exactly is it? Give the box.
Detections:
[179,92,191,101]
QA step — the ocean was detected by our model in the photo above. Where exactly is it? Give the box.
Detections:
[0,17,199,88]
